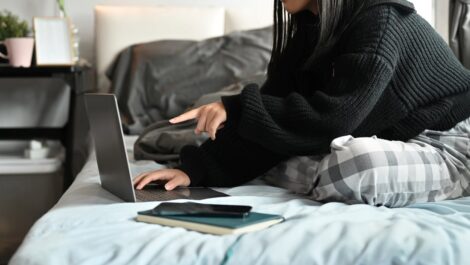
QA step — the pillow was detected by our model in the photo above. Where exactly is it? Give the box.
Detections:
[95,5,226,91]
[108,26,273,135]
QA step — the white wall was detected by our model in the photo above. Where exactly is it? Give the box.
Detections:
[435,0,450,43]
[1,0,273,64]
[410,0,436,27]
[2,0,446,63]
[0,0,56,21]
[65,0,273,65]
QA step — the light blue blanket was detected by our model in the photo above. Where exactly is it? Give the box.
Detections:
[10,137,470,265]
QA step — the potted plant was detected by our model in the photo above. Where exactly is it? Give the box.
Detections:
[0,10,34,67]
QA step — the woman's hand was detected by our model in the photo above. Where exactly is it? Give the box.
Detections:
[134,169,190,190]
[170,102,226,140]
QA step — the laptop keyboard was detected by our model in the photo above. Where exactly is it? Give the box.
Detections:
[135,187,229,202]
[135,189,187,201]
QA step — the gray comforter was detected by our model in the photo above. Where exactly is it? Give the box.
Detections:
[107,27,272,163]
[132,77,265,165]
[107,26,272,134]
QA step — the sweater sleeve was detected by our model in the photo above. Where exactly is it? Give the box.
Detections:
[222,52,397,156]
[177,119,288,187]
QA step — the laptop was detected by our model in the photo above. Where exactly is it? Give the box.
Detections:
[84,94,228,202]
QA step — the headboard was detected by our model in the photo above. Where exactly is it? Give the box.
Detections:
[94,3,273,92]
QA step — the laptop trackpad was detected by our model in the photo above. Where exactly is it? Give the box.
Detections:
[136,186,228,201]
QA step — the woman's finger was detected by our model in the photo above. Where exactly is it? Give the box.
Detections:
[195,107,208,134]
[164,175,187,190]
[133,172,149,185]
[135,171,173,190]
[206,112,220,140]
[207,114,225,140]
[204,110,217,135]
[169,108,200,124]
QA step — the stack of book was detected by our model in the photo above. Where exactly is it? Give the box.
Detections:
[136,204,284,235]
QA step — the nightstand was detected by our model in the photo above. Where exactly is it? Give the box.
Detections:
[0,65,94,264]
[0,65,93,189]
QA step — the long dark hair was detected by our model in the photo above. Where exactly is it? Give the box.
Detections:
[268,0,365,78]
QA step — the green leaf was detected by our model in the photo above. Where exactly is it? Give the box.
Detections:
[57,0,67,16]
[0,10,30,40]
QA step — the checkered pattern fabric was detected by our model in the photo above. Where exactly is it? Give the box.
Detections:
[263,117,470,207]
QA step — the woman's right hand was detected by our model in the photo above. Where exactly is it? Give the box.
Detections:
[169,102,226,140]
[133,169,191,190]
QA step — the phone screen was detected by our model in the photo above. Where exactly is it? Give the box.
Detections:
[153,202,252,217]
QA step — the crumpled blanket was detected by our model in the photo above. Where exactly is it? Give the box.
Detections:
[133,76,266,165]
[107,27,273,135]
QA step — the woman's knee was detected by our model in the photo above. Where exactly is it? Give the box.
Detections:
[319,135,395,175]
[313,135,456,207]
[313,135,407,206]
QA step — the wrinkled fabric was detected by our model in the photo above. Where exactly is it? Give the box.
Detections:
[450,0,470,69]
[107,27,272,135]
[133,77,265,164]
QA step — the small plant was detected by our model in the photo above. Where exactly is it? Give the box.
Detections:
[0,10,29,41]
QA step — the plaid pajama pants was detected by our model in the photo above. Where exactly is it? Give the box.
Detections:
[263,117,470,207]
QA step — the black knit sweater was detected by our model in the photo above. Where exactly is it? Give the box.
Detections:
[178,0,470,187]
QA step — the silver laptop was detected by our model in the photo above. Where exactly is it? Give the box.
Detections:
[84,94,228,202]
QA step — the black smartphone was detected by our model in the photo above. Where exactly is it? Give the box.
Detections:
[152,202,252,217]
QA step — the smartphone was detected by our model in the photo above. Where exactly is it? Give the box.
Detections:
[152,202,252,217]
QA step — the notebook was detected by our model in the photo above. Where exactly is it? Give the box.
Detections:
[136,209,284,235]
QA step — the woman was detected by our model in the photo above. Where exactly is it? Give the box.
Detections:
[134,0,470,207]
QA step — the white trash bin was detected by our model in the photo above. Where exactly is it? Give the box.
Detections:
[0,141,63,264]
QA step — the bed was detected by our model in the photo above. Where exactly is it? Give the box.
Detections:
[10,3,470,265]
[10,136,470,264]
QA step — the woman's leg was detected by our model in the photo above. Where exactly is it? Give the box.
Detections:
[264,117,470,207]
[264,155,324,194]
[312,126,470,207]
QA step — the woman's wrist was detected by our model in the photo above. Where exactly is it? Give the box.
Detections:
[176,145,208,186]
[221,93,242,122]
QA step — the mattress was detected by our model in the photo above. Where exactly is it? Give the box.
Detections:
[10,136,470,265]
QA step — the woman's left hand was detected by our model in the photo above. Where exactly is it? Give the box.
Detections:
[170,102,226,140]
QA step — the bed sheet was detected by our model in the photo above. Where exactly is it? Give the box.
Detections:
[10,136,470,265]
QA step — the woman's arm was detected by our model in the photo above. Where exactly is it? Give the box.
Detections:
[177,118,288,187]
[175,52,399,187]
[134,101,289,189]
[135,52,397,189]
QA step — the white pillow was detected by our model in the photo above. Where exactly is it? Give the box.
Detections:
[95,5,225,91]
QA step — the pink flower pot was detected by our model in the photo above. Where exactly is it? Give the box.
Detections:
[0,37,35,67]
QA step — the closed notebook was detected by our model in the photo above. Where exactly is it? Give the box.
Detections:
[136,210,284,235]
